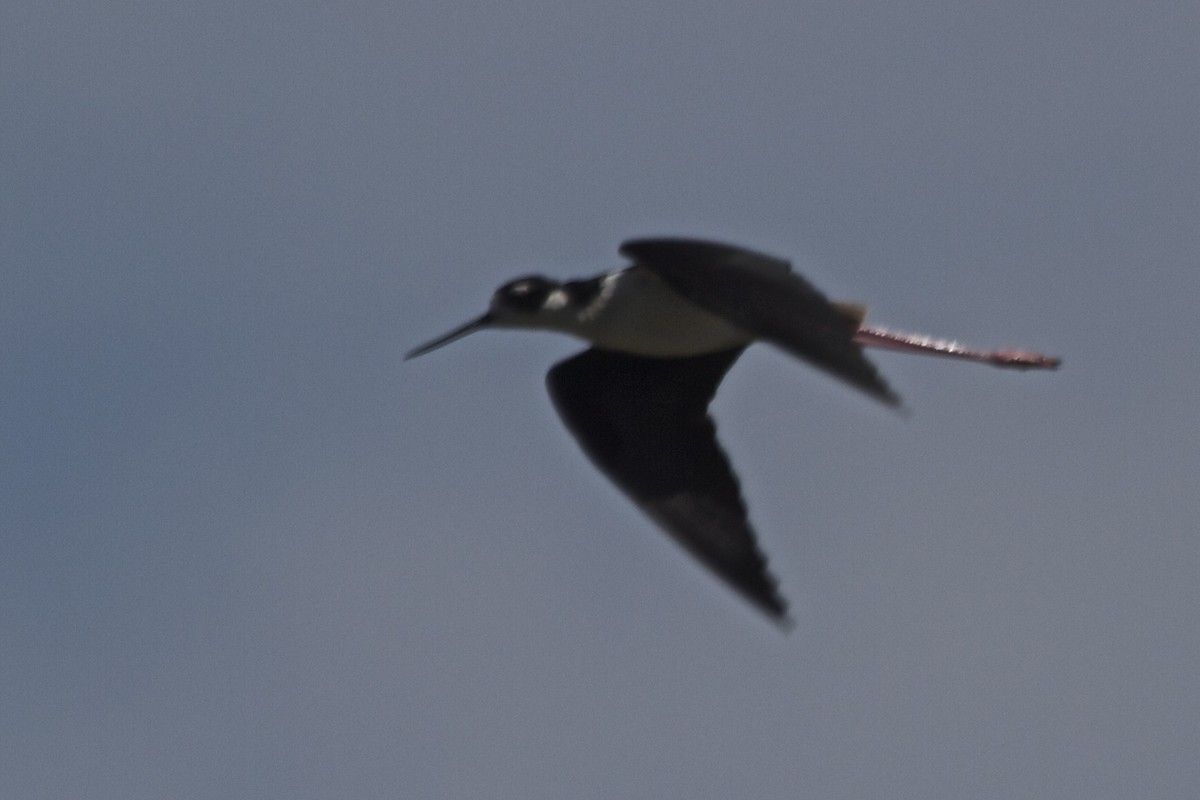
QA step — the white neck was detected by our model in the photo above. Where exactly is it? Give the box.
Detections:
[524,268,753,357]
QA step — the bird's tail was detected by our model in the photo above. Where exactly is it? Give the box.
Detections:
[832,302,869,327]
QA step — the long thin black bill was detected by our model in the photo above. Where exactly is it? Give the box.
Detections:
[404,313,495,360]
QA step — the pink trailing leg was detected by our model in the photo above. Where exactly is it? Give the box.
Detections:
[853,324,1061,370]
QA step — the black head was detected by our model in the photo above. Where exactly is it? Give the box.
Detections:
[489,275,559,315]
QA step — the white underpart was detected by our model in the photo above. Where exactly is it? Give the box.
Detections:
[553,268,753,357]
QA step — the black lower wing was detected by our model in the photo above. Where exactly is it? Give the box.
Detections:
[619,238,900,407]
[546,347,790,622]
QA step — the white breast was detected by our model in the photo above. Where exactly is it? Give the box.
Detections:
[567,268,753,357]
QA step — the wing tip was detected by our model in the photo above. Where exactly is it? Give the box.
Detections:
[760,599,795,631]
[739,575,793,628]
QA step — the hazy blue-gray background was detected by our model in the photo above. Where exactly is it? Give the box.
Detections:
[5,3,1197,798]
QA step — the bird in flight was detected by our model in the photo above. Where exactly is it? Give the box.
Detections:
[406,238,1059,624]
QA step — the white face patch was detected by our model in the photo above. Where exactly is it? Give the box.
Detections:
[542,287,570,311]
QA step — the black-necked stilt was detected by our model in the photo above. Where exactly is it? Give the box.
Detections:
[407,238,1059,625]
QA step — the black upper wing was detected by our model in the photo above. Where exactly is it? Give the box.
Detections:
[547,347,790,622]
[619,238,900,406]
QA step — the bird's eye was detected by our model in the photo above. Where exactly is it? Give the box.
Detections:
[494,276,553,312]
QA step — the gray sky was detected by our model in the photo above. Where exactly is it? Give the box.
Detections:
[4,2,1198,798]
